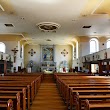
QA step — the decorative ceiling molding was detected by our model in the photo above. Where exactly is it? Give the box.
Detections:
[37,22,60,32]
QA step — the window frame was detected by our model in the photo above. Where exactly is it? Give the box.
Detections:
[0,42,6,53]
[106,39,110,48]
[90,38,99,54]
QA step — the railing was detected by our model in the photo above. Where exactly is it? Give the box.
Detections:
[81,48,110,62]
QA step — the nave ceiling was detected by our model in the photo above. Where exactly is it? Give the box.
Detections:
[0,0,110,45]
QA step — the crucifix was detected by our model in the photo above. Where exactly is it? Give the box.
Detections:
[11,48,18,63]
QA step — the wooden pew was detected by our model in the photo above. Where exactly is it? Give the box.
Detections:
[84,99,110,110]
[57,77,110,101]
[55,75,110,110]
[0,74,42,97]
[0,74,42,109]
[0,99,13,110]
[0,73,42,110]
[0,81,34,101]
[70,89,110,109]
[55,74,110,110]
[73,92,110,110]
[67,85,110,108]
[0,92,20,110]
[69,86,110,110]
[0,85,30,110]
[0,88,26,110]
[59,82,110,104]
[54,73,91,80]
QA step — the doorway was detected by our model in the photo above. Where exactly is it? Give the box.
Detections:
[91,64,99,74]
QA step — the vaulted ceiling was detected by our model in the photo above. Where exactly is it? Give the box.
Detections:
[0,0,110,45]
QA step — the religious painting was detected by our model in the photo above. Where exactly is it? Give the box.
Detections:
[42,46,54,62]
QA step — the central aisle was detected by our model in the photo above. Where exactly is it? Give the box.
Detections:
[30,74,67,110]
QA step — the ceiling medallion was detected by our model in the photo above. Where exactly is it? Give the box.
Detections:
[37,22,60,32]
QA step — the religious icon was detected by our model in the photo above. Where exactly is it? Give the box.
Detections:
[28,49,36,56]
[61,49,68,57]
[11,48,18,63]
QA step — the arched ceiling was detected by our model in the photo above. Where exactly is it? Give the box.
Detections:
[0,0,110,45]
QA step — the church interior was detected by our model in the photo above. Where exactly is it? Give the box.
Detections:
[0,0,110,110]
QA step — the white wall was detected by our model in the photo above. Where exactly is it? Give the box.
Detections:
[79,38,108,57]
[99,41,106,51]
[3,41,18,55]
[80,42,90,56]
[24,45,41,71]
[55,45,72,69]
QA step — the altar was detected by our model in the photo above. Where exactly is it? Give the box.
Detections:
[41,62,56,73]
[40,45,56,73]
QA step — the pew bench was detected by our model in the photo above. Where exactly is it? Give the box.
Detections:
[84,99,110,110]
[74,92,110,110]
[0,85,30,110]
[0,88,26,110]
[0,73,42,110]
[64,84,110,107]
[0,99,13,110]
[0,92,20,110]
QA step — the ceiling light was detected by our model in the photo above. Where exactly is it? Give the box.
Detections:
[37,22,60,32]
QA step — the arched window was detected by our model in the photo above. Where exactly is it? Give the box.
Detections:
[0,42,5,53]
[90,38,99,54]
[107,39,110,48]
